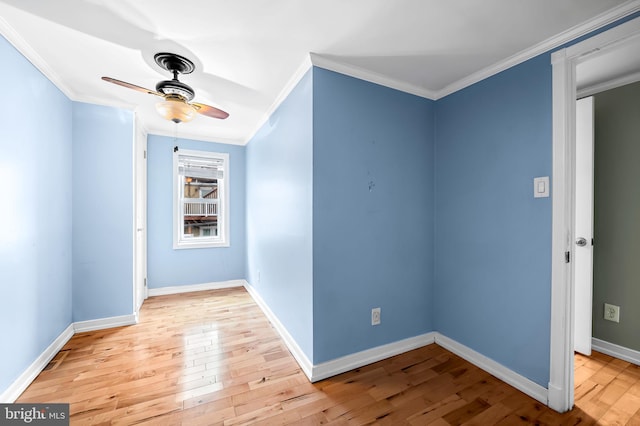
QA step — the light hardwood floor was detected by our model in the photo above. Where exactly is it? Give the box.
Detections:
[17,288,640,425]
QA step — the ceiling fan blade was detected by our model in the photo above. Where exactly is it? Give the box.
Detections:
[101,76,163,97]
[191,102,229,120]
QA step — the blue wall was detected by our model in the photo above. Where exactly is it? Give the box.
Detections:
[147,135,246,288]
[434,54,553,386]
[246,70,314,360]
[312,68,435,362]
[72,103,134,321]
[0,36,73,393]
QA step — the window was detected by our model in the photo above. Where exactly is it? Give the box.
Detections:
[173,149,229,249]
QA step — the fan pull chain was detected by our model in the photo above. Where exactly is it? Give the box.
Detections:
[173,121,178,144]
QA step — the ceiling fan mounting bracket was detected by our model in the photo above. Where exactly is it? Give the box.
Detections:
[154,52,195,75]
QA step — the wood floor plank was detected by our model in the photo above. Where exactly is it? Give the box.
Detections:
[459,402,513,426]
[15,287,640,424]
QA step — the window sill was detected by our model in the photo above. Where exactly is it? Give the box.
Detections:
[173,240,229,250]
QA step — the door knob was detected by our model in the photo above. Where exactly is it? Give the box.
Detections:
[576,237,587,247]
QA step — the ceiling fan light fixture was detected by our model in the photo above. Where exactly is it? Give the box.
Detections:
[155,97,196,123]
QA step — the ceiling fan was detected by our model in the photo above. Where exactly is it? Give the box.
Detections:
[102,52,229,123]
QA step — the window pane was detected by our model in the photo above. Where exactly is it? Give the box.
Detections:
[182,176,218,239]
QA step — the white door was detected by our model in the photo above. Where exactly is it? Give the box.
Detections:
[134,119,148,313]
[574,96,595,356]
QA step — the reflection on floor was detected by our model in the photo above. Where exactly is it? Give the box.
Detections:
[15,287,640,424]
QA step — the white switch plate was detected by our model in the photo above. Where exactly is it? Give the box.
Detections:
[534,176,549,198]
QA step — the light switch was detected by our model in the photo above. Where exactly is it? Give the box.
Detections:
[534,176,549,198]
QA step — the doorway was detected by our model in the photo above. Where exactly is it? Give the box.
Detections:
[577,81,640,359]
[549,16,640,412]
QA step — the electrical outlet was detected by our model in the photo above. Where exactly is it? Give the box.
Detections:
[371,307,381,326]
[604,303,620,323]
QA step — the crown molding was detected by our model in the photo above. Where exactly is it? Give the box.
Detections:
[309,53,437,100]
[435,0,640,99]
[243,55,313,145]
[2,1,638,144]
[0,14,77,100]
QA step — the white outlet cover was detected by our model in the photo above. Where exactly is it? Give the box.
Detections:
[604,303,620,323]
[371,307,381,326]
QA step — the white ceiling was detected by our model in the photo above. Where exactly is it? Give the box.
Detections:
[0,0,638,144]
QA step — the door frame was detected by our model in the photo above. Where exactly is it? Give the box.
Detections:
[549,16,640,412]
[133,114,148,318]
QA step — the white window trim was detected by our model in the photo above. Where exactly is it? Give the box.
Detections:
[173,149,230,249]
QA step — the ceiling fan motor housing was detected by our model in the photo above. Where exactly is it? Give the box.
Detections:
[156,79,195,101]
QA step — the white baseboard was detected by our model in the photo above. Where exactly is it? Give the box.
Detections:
[592,337,640,366]
[151,281,437,383]
[242,282,548,405]
[3,283,553,409]
[148,279,245,297]
[73,314,138,333]
[3,313,138,401]
[435,333,548,405]
[547,382,568,413]
[311,333,437,382]
[0,324,74,403]
[243,282,314,379]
